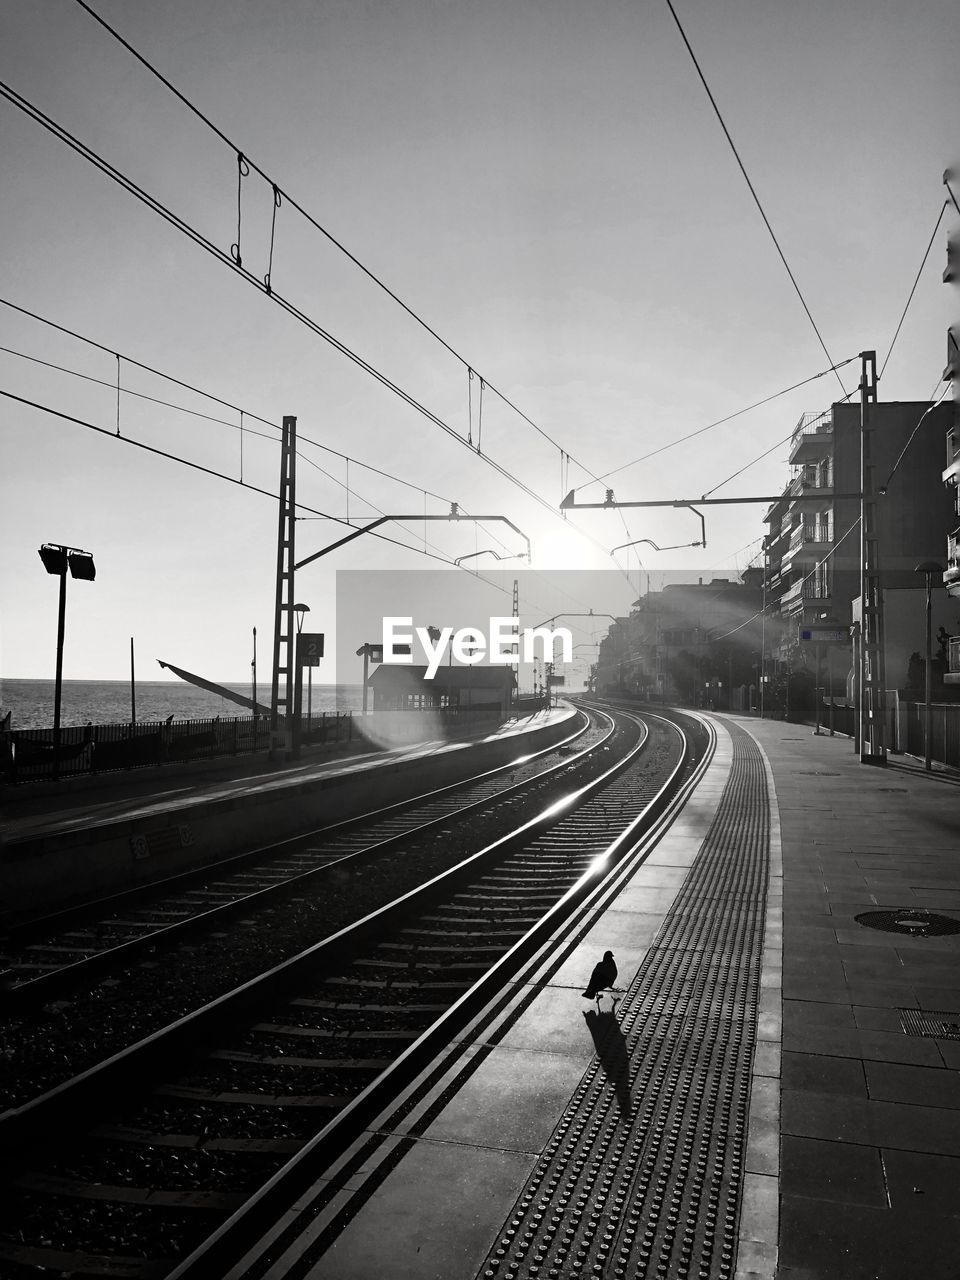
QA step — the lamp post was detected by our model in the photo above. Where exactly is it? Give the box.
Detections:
[38,543,96,780]
[293,603,309,758]
[914,562,943,771]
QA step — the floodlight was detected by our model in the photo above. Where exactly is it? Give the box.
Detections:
[68,551,96,581]
[38,545,69,575]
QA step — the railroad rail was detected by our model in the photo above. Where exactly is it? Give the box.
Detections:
[0,704,708,1280]
[1,709,602,1007]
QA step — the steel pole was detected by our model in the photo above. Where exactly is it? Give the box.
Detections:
[252,626,258,751]
[925,575,933,772]
[814,644,822,735]
[53,567,67,781]
[293,635,304,760]
[130,636,136,726]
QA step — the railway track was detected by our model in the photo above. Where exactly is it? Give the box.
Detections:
[0,709,604,1006]
[0,704,708,1280]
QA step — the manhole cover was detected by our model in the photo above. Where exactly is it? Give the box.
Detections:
[900,1009,960,1040]
[855,910,960,937]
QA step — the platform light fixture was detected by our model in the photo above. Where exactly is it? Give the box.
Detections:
[38,543,97,780]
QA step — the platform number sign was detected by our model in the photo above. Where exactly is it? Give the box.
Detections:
[298,633,325,667]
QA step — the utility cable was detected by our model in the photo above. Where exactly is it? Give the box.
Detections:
[0,82,518,501]
[0,305,618,615]
[0,385,514,584]
[70,0,619,501]
[0,74,628,567]
[879,200,950,380]
[708,518,861,643]
[702,388,856,499]
[586,356,856,488]
[0,334,511,567]
[663,0,848,398]
[878,383,952,494]
[701,431,794,498]
[0,328,455,507]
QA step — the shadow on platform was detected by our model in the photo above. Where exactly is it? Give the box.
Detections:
[583,1009,632,1118]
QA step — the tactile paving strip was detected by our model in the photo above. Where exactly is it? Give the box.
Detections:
[476,722,769,1280]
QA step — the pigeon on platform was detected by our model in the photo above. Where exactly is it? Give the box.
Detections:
[582,950,618,1013]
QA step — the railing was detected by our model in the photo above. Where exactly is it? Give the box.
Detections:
[790,410,833,454]
[820,697,960,770]
[780,578,832,606]
[901,702,960,769]
[0,712,355,786]
[788,520,833,552]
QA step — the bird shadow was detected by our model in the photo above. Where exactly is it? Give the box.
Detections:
[583,1007,632,1119]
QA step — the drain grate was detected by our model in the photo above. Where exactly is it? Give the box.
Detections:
[899,1008,960,1040]
[855,909,960,937]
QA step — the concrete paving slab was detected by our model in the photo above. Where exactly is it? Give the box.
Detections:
[780,1134,887,1208]
[421,1044,592,1153]
[303,1139,537,1280]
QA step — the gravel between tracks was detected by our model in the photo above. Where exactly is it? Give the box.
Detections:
[0,717,622,1110]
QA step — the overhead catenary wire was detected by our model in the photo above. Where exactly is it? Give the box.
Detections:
[0,310,624,628]
[663,0,848,400]
[0,77,631,578]
[0,330,513,566]
[878,383,952,494]
[584,356,856,490]
[708,517,862,643]
[701,388,857,499]
[68,0,623,510]
[0,384,518,586]
[879,199,951,381]
[0,326,456,508]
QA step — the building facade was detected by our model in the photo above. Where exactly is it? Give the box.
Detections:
[764,398,955,692]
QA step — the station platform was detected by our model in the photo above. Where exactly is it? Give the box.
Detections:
[232,712,960,1280]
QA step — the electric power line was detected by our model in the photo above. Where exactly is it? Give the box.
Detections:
[69,0,623,507]
[879,199,951,380]
[0,75,634,580]
[663,0,848,399]
[587,357,856,489]
[0,384,517,584]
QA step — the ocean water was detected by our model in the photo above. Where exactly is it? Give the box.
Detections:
[0,679,362,731]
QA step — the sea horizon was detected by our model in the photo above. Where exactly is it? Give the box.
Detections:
[0,677,362,731]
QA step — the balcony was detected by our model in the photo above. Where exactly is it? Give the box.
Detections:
[783,520,833,568]
[789,410,834,464]
[779,577,832,615]
[945,531,960,596]
[785,469,833,509]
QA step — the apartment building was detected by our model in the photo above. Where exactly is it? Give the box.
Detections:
[592,575,763,708]
[764,398,955,690]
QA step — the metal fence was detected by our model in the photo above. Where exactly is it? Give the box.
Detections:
[1,711,356,785]
[900,701,960,769]
[819,697,960,769]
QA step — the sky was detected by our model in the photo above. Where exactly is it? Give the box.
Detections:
[1,0,957,691]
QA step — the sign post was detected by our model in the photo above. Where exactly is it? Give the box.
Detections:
[798,624,849,738]
[294,632,324,758]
